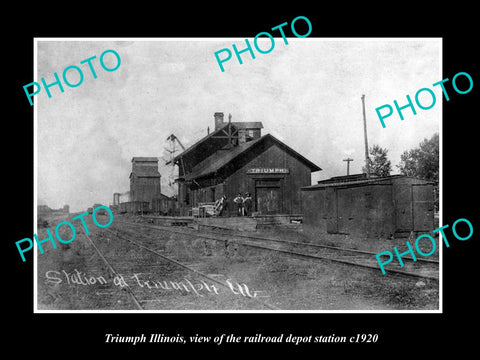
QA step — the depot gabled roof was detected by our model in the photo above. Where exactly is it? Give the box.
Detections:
[231,121,263,129]
[183,133,321,181]
[169,122,242,165]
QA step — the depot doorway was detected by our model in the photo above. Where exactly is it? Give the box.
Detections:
[255,179,282,214]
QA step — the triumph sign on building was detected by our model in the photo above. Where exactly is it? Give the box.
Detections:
[246,168,290,174]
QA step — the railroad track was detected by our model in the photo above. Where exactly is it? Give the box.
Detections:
[114,219,440,282]
[81,229,145,310]
[79,226,280,310]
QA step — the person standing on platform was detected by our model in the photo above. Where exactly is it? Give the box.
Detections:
[243,192,253,217]
[233,193,244,216]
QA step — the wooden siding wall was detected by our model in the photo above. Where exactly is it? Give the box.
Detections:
[224,144,311,214]
[301,178,434,238]
[180,143,314,216]
[130,176,161,204]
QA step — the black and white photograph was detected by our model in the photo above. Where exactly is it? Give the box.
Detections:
[33,38,441,312]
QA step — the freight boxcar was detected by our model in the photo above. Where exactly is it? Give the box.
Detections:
[151,195,179,216]
[301,174,434,238]
[119,201,149,214]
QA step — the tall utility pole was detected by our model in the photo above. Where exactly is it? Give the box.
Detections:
[343,158,353,175]
[361,94,370,178]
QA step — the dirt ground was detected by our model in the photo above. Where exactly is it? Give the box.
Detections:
[36,213,439,311]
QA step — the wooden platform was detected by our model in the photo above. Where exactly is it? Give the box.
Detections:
[142,215,195,227]
[196,217,258,231]
[141,214,303,231]
[254,214,303,229]
[196,214,303,232]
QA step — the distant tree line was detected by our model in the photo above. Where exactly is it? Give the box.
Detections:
[362,133,439,210]
[362,144,392,177]
[397,133,439,182]
[363,133,439,180]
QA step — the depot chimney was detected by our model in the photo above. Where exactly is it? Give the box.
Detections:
[214,112,224,130]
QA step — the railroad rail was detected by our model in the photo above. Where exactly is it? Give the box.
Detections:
[80,228,145,310]
[198,223,439,264]
[115,219,440,282]
[77,224,280,310]
[101,228,281,310]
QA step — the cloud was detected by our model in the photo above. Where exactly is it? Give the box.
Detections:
[36,39,441,212]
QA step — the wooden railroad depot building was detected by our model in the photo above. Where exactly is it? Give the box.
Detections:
[170,112,321,216]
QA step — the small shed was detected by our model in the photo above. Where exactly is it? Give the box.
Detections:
[300,174,435,238]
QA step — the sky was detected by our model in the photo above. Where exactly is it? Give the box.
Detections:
[36,38,441,212]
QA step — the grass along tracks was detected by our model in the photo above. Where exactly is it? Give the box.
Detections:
[37,213,439,311]
[114,219,439,282]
